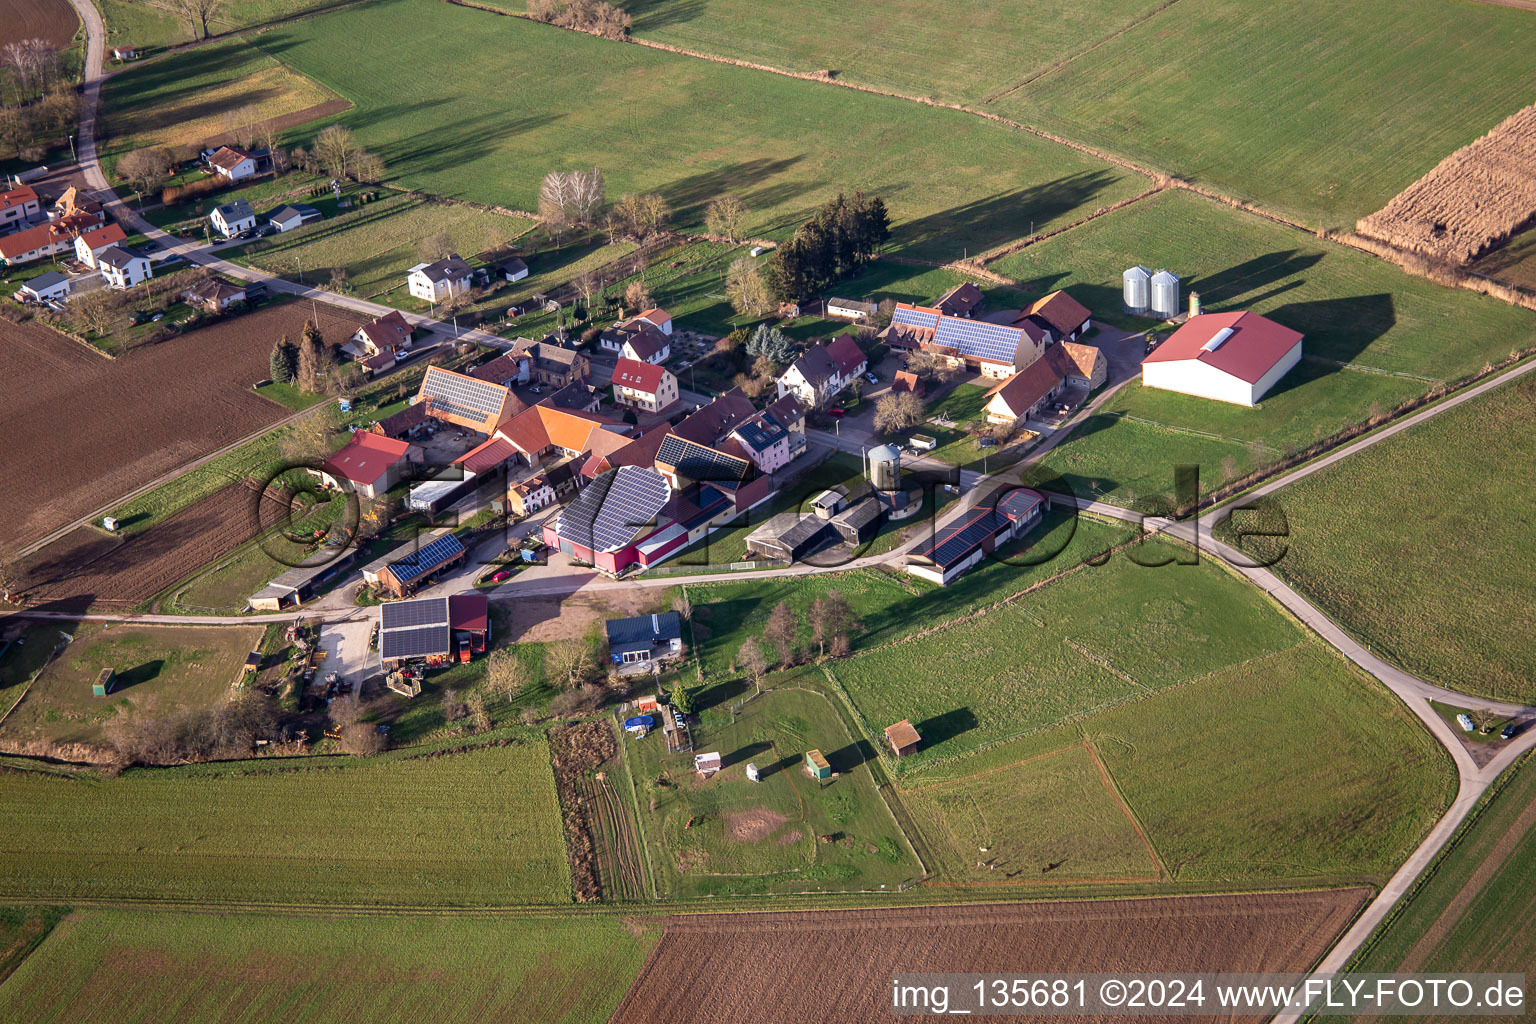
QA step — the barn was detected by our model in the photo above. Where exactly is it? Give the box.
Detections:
[377,593,490,667]
[884,719,921,757]
[1141,310,1303,406]
[362,531,466,596]
[907,488,1046,586]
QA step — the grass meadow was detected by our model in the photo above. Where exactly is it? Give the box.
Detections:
[189,0,1152,261]
[1000,0,1536,228]
[0,909,658,1024]
[0,623,264,748]
[1220,374,1536,703]
[98,0,362,51]
[1347,751,1536,994]
[0,734,571,906]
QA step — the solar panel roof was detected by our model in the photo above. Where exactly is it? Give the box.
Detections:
[656,434,751,483]
[560,466,672,553]
[380,596,450,630]
[916,489,1044,568]
[420,368,507,423]
[933,317,1022,364]
[892,306,939,330]
[380,624,452,660]
[388,533,465,584]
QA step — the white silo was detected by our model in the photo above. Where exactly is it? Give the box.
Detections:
[1150,269,1180,319]
[867,444,902,491]
[1122,265,1151,314]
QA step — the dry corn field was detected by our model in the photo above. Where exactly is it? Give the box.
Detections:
[1356,103,1536,264]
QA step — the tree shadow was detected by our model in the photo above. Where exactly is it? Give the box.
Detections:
[891,171,1123,263]
[655,156,807,228]
[622,0,709,32]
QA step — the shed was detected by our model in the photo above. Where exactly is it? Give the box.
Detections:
[242,651,262,674]
[884,719,920,757]
[92,668,116,696]
[804,749,831,780]
[745,762,760,782]
[695,751,722,776]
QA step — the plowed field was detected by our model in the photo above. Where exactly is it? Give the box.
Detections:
[609,890,1368,1023]
[0,0,78,50]
[0,302,364,550]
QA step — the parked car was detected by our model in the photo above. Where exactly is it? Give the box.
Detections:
[141,239,159,252]
[827,407,845,418]
[491,569,513,583]
[864,371,879,384]
[1502,722,1518,740]
[529,385,543,394]
[151,313,164,322]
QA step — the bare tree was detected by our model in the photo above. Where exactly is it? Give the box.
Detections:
[572,267,602,310]
[466,692,492,733]
[568,167,605,224]
[117,147,174,195]
[544,636,596,688]
[705,195,747,242]
[761,602,798,667]
[726,256,771,316]
[418,231,456,262]
[873,390,925,435]
[66,288,129,339]
[353,150,386,184]
[484,648,533,700]
[807,590,859,658]
[622,278,652,314]
[168,0,225,40]
[314,125,359,181]
[539,170,575,243]
[738,637,767,693]
[904,349,958,383]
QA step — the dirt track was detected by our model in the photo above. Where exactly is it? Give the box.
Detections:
[609,890,1368,1023]
[0,302,364,550]
[0,0,78,49]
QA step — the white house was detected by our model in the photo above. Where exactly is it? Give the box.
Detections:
[408,254,473,303]
[74,223,128,267]
[0,184,41,237]
[264,204,321,233]
[727,394,805,474]
[610,357,679,413]
[96,246,152,290]
[210,199,256,238]
[775,333,867,409]
[1141,310,1303,407]
[208,146,258,182]
[499,257,528,282]
[601,317,671,363]
[508,473,556,516]
[16,270,72,303]
[635,307,672,335]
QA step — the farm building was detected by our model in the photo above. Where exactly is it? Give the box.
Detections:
[0,184,41,236]
[96,247,152,290]
[15,271,72,303]
[884,719,920,757]
[1141,310,1303,406]
[242,651,262,674]
[208,146,259,182]
[210,199,256,238]
[907,487,1046,586]
[111,45,137,60]
[611,357,679,413]
[884,303,1043,379]
[414,366,519,433]
[694,751,722,777]
[826,296,877,321]
[315,432,423,498]
[247,547,365,611]
[510,338,590,387]
[1015,289,1093,342]
[745,494,882,562]
[804,749,832,780]
[264,204,321,232]
[935,281,986,318]
[984,358,1064,428]
[180,277,248,313]
[92,668,116,696]
[362,530,466,597]
[407,254,473,302]
[376,593,490,667]
[1050,341,1107,391]
[74,223,127,267]
[776,334,867,409]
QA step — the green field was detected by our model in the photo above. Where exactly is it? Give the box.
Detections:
[1347,752,1536,995]
[0,624,264,748]
[624,679,921,895]
[0,734,571,906]
[98,0,364,51]
[0,908,657,1024]
[996,190,1536,505]
[833,541,1302,766]
[998,0,1536,228]
[1221,374,1536,703]
[96,0,1154,262]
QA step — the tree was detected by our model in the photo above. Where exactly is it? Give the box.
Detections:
[66,288,129,339]
[726,256,772,317]
[806,590,859,658]
[765,191,890,301]
[544,636,597,688]
[117,147,174,194]
[670,684,697,715]
[705,195,746,242]
[746,323,796,366]
[623,278,652,314]
[269,335,298,384]
[609,192,668,241]
[538,170,575,243]
[353,150,386,184]
[339,722,386,755]
[873,390,925,435]
[280,405,341,463]
[761,601,798,667]
[296,320,333,394]
[466,692,492,733]
[418,231,456,262]
[484,648,532,700]
[168,0,225,39]
[738,637,768,693]
[572,267,602,311]
[568,166,605,224]
[0,550,21,603]
[314,124,359,180]
[904,349,958,383]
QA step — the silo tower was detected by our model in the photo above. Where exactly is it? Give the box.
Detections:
[867,444,902,492]
[1122,265,1151,314]
[1150,269,1181,319]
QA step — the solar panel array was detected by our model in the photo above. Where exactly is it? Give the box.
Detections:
[381,596,449,630]
[657,434,751,483]
[891,306,939,330]
[591,466,671,551]
[934,317,1022,365]
[380,624,452,661]
[388,533,465,584]
[420,369,506,424]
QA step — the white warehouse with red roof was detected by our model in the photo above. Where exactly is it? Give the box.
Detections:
[1140,310,1303,407]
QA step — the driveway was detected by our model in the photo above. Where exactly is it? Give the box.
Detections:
[317,618,375,694]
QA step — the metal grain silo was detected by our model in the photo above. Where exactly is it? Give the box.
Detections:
[868,444,902,491]
[1122,265,1151,314]
[1150,269,1180,319]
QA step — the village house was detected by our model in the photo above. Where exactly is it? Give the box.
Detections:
[775,333,867,409]
[507,473,556,516]
[884,302,1042,380]
[96,246,153,290]
[469,352,530,388]
[935,281,986,319]
[610,357,679,413]
[73,223,128,268]
[600,316,672,364]
[511,338,590,387]
[983,341,1105,428]
[407,254,473,303]
[0,222,74,266]
[635,307,672,335]
[1014,289,1093,343]
[14,270,72,304]
[891,369,925,397]
[315,431,423,499]
[1141,310,1303,406]
[1051,341,1107,391]
[413,366,521,433]
[0,185,41,237]
[208,146,259,182]
[180,276,248,313]
[263,204,321,233]
[210,199,256,238]
[725,394,806,474]
[352,310,414,365]
[605,611,684,668]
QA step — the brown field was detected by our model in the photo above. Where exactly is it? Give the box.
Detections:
[18,481,290,612]
[610,890,1369,1023]
[0,0,78,50]
[1356,103,1536,264]
[0,302,364,550]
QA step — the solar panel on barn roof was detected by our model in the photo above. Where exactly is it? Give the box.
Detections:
[934,318,1021,364]
[388,533,465,584]
[380,624,452,660]
[892,306,939,330]
[380,597,450,630]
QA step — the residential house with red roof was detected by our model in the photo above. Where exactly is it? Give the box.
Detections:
[0,222,76,266]
[208,146,259,182]
[74,223,128,268]
[512,338,589,387]
[984,357,1065,428]
[635,307,672,335]
[1141,310,1302,406]
[776,334,867,409]
[1014,289,1093,342]
[611,356,678,412]
[316,432,422,499]
[353,311,414,363]
[0,185,41,237]
[884,302,1042,379]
